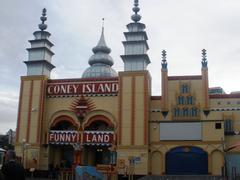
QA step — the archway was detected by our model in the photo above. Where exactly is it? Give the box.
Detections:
[166,146,208,175]
[49,115,78,169]
[83,115,115,167]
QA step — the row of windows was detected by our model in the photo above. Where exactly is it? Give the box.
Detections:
[177,96,194,105]
[173,107,199,117]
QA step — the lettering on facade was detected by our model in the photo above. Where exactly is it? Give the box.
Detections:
[47,81,118,97]
[48,131,79,144]
[48,130,114,145]
[83,131,114,145]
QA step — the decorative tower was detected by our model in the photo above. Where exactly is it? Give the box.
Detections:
[161,50,169,118]
[15,9,54,169]
[121,0,150,71]
[24,8,55,77]
[117,0,151,175]
[82,19,117,78]
[201,49,210,116]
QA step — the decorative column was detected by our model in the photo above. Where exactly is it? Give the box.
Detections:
[201,49,210,117]
[161,50,169,118]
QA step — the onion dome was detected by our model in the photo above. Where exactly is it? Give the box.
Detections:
[82,26,117,78]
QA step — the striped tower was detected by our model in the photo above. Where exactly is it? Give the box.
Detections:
[15,8,55,169]
[118,0,151,175]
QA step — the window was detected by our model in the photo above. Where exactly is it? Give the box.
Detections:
[174,108,180,117]
[183,108,189,116]
[181,84,189,93]
[215,123,222,129]
[186,96,193,105]
[191,107,198,117]
[178,96,185,105]
[224,119,233,135]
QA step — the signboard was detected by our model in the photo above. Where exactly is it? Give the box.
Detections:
[83,131,114,145]
[47,80,118,97]
[160,122,202,140]
[49,131,80,144]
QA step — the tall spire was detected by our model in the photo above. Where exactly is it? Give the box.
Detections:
[161,50,168,69]
[201,49,208,68]
[24,8,55,77]
[121,0,150,71]
[131,0,141,22]
[82,20,117,78]
[38,8,47,31]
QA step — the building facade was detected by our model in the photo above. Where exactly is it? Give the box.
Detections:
[15,1,240,177]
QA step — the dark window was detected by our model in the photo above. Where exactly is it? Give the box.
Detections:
[215,123,222,129]
[183,108,189,116]
[181,84,189,93]
[187,96,193,105]
[174,108,180,117]
[191,107,198,117]
[224,119,233,135]
[178,96,185,105]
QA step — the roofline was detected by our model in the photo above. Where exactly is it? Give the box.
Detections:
[210,94,240,99]
[48,77,119,83]
[168,75,202,80]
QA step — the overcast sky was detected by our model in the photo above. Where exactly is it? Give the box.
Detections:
[0,0,240,134]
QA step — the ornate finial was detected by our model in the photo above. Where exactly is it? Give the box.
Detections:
[161,50,168,69]
[38,8,47,31]
[102,18,105,32]
[201,49,208,68]
[131,0,141,22]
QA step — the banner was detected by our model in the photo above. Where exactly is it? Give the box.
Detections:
[49,131,80,144]
[83,131,114,145]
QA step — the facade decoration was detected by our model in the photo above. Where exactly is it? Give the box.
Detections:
[172,83,200,120]
[70,96,96,123]
[14,1,240,179]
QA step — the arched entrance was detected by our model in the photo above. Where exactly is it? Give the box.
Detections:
[49,116,78,169]
[166,146,208,175]
[83,117,115,167]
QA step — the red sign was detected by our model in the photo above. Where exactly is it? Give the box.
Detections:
[83,131,114,145]
[47,81,118,97]
[49,131,80,144]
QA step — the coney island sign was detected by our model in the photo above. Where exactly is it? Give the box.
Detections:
[47,79,118,97]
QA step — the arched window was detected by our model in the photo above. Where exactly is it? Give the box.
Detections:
[181,84,189,93]
[187,96,193,105]
[50,121,77,130]
[178,96,185,105]
[174,108,180,117]
[191,107,198,117]
[85,120,113,131]
[183,108,189,116]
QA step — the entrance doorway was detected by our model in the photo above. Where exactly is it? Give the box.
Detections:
[49,118,77,168]
[84,146,111,166]
[166,146,208,175]
[49,145,74,168]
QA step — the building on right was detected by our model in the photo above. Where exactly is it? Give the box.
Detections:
[149,48,240,177]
